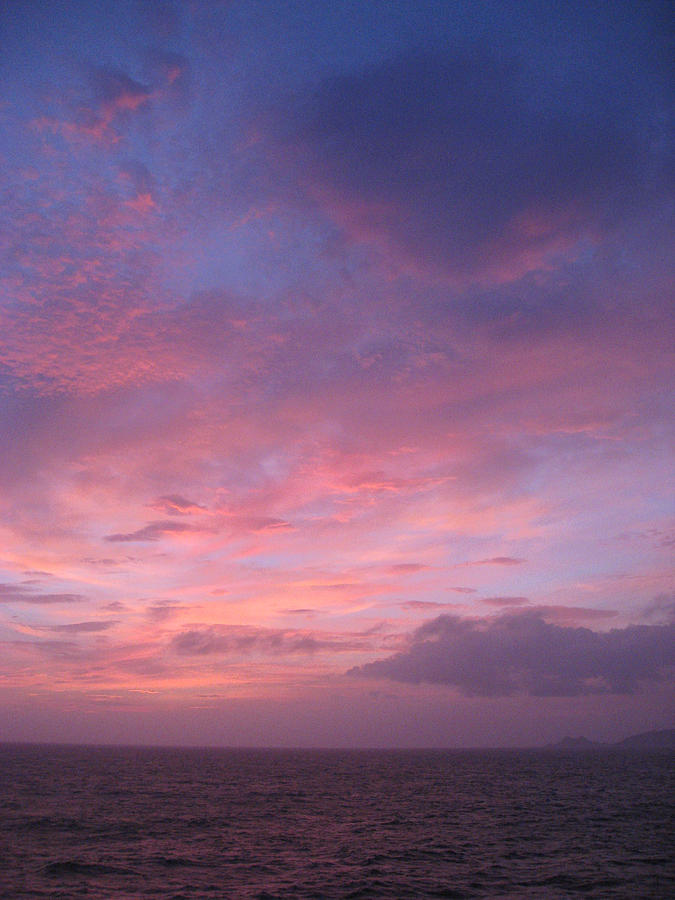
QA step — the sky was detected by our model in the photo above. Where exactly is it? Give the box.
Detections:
[0,0,673,748]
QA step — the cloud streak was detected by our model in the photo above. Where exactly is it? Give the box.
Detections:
[171,625,364,657]
[0,585,86,605]
[48,621,117,633]
[104,521,196,543]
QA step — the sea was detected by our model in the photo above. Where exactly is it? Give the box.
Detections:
[0,744,672,899]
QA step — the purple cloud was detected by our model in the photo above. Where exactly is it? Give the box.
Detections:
[529,606,619,624]
[399,601,456,612]
[0,584,86,605]
[642,594,675,624]
[349,611,675,696]
[146,603,194,622]
[171,626,360,656]
[482,596,529,607]
[282,608,318,616]
[149,494,207,515]
[48,621,117,633]
[228,516,293,535]
[104,520,195,542]
[466,557,526,567]
[278,48,667,284]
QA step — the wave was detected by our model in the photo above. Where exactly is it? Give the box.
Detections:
[41,860,138,877]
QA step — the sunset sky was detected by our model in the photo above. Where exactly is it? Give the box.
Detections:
[1,0,673,747]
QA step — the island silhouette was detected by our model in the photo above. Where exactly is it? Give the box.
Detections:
[545,729,675,750]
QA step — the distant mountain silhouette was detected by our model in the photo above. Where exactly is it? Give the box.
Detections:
[615,729,675,749]
[545,729,675,750]
[547,735,606,750]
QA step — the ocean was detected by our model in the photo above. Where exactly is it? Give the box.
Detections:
[0,744,672,898]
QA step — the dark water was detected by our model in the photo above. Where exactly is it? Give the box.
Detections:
[0,745,673,898]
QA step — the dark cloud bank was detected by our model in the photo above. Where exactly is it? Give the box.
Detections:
[281,40,671,283]
[349,612,675,696]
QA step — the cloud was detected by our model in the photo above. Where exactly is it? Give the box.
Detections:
[30,62,153,147]
[170,625,360,657]
[282,608,318,616]
[144,49,191,91]
[104,520,195,542]
[0,584,86,605]
[3,639,82,661]
[529,605,619,624]
[48,621,117,633]
[349,611,675,696]
[146,603,194,623]
[227,515,293,535]
[82,558,127,568]
[339,471,445,494]
[53,65,152,143]
[464,557,526,567]
[399,600,456,612]
[149,494,207,515]
[90,65,151,111]
[171,626,315,656]
[482,596,529,607]
[278,46,668,284]
[642,594,675,624]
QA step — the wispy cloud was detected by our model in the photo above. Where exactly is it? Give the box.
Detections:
[149,495,207,516]
[642,594,675,624]
[462,558,526,568]
[105,521,196,542]
[170,625,365,656]
[0,584,86,605]
[48,621,118,633]
[481,596,529,607]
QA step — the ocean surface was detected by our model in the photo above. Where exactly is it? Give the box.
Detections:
[0,745,672,899]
